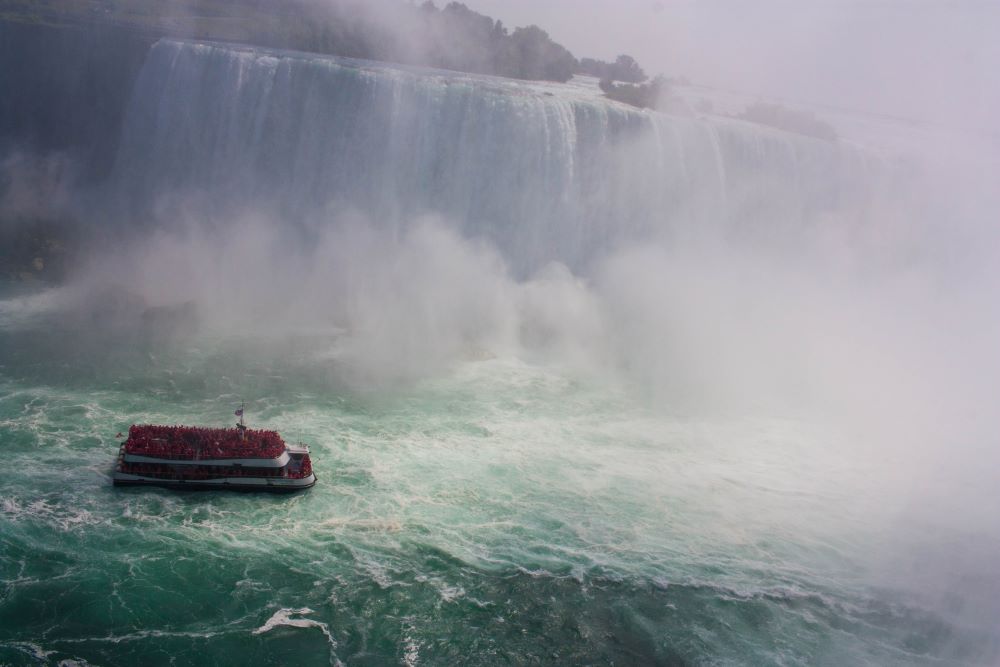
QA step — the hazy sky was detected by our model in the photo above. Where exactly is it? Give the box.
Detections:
[463,0,1000,129]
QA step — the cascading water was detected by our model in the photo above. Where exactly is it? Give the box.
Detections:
[111,40,880,272]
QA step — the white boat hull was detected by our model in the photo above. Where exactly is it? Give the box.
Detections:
[112,471,316,492]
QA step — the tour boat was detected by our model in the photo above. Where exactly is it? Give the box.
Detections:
[112,414,316,492]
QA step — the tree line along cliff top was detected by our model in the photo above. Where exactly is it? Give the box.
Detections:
[0,0,651,85]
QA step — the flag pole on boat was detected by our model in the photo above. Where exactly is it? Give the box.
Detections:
[236,400,246,440]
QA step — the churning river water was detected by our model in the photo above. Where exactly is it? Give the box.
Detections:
[0,305,997,666]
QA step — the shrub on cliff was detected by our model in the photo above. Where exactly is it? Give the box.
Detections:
[578,54,647,83]
[599,75,669,110]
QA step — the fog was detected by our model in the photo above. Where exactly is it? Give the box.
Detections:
[466,0,1000,131]
[57,176,998,470]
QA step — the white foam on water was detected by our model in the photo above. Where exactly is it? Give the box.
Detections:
[317,517,404,532]
[400,617,421,667]
[20,498,104,533]
[414,575,466,604]
[252,607,342,666]
[1,641,56,662]
[52,628,232,645]
[0,495,22,515]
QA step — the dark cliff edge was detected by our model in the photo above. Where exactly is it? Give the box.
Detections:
[0,20,153,179]
[0,20,154,282]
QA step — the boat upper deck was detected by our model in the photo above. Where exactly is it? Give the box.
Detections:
[124,424,287,461]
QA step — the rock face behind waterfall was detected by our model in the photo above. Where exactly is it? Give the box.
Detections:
[110,40,883,273]
[0,21,152,181]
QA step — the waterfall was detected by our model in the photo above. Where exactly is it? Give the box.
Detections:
[112,39,881,272]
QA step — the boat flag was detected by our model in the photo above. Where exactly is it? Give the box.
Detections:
[235,408,244,416]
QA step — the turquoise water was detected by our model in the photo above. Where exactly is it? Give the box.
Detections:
[1,301,997,666]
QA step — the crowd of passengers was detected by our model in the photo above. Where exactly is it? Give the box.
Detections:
[121,457,312,480]
[292,456,312,479]
[125,425,286,459]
